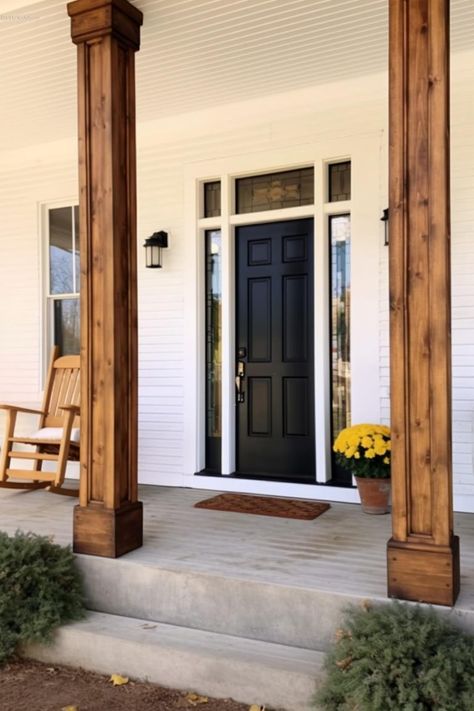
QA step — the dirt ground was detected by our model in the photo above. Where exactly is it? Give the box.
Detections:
[0,659,254,711]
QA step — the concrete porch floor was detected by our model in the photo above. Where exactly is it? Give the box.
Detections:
[2,483,474,609]
[5,484,474,710]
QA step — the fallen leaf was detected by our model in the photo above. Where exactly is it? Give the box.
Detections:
[249,705,265,711]
[335,628,352,642]
[185,692,209,706]
[336,656,353,671]
[141,623,157,629]
[61,706,78,711]
[109,674,129,686]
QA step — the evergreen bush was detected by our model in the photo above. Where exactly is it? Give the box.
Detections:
[316,602,474,711]
[0,530,85,664]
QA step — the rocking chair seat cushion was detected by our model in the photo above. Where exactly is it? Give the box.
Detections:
[30,427,80,443]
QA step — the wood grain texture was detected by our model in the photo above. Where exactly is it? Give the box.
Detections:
[67,0,143,557]
[387,0,459,605]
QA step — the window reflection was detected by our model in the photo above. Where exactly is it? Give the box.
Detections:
[53,299,80,356]
[48,205,80,357]
[49,207,74,295]
[205,230,222,471]
[330,214,351,439]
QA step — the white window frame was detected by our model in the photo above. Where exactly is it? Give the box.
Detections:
[183,136,381,501]
[40,198,79,383]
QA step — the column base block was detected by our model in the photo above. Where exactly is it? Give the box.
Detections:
[387,536,460,607]
[73,501,143,558]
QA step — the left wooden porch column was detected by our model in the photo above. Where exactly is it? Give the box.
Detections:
[68,0,144,557]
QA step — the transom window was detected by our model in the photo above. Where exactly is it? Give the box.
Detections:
[328,161,351,202]
[46,206,80,356]
[236,167,314,214]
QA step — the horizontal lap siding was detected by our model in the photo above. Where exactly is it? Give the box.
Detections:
[0,53,473,508]
[379,50,474,511]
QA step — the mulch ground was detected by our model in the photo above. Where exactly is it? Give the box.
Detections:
[0,659,252,711]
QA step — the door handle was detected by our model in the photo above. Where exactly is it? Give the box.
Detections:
[236,361,245,403]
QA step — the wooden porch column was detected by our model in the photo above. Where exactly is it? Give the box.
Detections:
[387,0,460,605]
[67,0,143,557]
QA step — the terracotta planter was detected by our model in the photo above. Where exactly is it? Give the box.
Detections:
[355,476,391,514]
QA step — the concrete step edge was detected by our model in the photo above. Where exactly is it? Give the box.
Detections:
[24,611,325,711]
[77,555,379,650]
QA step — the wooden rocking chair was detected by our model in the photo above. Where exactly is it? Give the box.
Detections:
[0,347,80,495]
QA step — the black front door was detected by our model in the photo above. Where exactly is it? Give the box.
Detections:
[236,219,315,482]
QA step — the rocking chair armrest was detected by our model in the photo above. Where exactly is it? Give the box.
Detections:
[0,404,45,416]
[59,404,80,413]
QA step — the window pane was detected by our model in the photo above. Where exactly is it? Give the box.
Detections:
[49,207,74,295]
[54,298,80,355]
[236,167,314,214]
[205,230,222,471]
[330,215,351,443]
[204,181,221,218]
[328,161,351,202]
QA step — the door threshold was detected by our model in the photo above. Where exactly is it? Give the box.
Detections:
[197,470,354,487]
[191,474,360,504]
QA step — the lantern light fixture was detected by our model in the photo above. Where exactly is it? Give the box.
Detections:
[144,230,168,268]
[381,208,389,246]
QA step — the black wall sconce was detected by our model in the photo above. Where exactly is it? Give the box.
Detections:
[144,230,168,268]
[381,208,389,246]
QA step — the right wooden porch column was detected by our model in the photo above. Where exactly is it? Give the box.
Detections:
[387,0,460,606]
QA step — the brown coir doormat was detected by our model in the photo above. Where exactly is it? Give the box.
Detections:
[194,493,330,520]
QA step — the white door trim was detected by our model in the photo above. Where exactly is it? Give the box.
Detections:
[182,135,382,501]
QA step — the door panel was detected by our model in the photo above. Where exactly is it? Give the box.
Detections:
[236,219,315,482]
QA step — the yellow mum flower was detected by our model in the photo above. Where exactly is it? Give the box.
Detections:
[365,448,376,459]
[361,436,373,449]
[374,442,387,456]
[345,447,356,459]
[383,457,390,465]
[354,452,360,459]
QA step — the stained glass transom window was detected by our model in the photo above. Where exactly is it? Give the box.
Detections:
[204,181,221,218]
[328,161,351,202]
[236,167,314,214]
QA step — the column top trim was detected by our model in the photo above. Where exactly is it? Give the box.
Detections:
[67,0,143,49]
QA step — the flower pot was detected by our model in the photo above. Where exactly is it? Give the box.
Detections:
[355,476,391,514]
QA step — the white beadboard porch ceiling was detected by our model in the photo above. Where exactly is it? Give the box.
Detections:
[0,0,473,151]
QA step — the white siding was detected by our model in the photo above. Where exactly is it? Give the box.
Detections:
[0,51,473,508]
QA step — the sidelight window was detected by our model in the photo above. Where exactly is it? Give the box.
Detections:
[205,229,222,471]
[46,205,80,357]
[329,214,351,440]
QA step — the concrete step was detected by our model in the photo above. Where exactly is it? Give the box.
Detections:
[77,554,474,653]
[24,611,325,711]
[77,555,364,651]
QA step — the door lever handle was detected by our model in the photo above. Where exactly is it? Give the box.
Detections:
[235,361,245,403]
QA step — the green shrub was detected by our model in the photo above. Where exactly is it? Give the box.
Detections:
[0,530,85,664]
[316,602,474,711]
